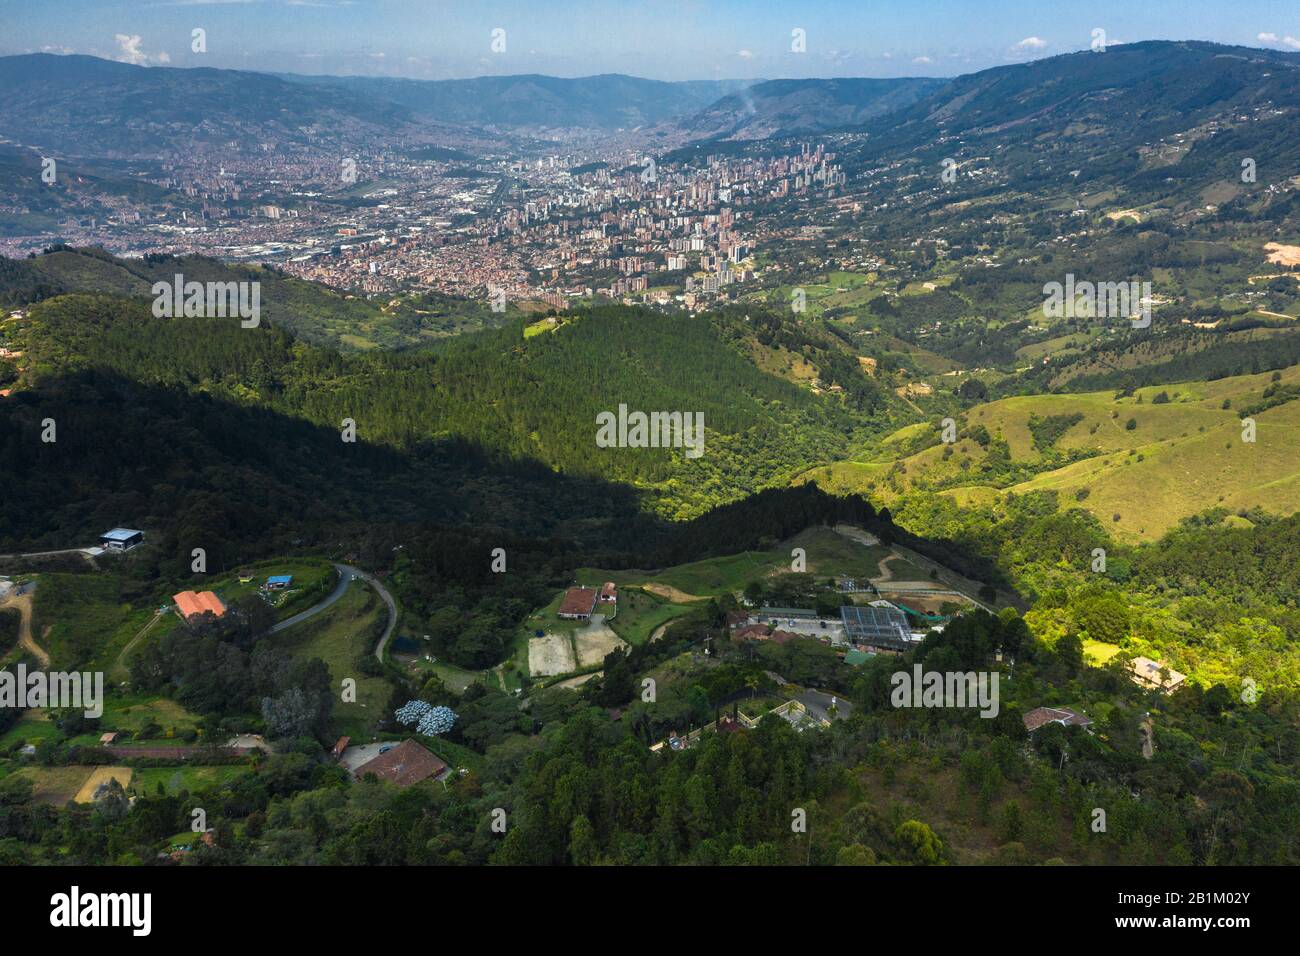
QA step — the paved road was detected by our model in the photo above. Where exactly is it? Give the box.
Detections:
[798,689,853,723]
[266,563,398,664]
[346,564,398,664]
[0,546,96,562]
[268,565,356,635]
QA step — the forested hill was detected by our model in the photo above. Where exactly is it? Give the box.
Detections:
[2,292,902,549]
[0,247,515,350]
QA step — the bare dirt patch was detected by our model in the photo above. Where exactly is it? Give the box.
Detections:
[0,588,49,666]
[74,767,133,803]
[833,524,880,548]
[1265,242,1300,268]
[528,633,576,677]
[552,671,602,690]
[640,583,704,603]
[574,616,627,667]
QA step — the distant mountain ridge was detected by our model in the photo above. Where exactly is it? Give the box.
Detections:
[676,77,946,141]
[844,40,1300,192]
[283,72,758,129]
[0,53,415,158]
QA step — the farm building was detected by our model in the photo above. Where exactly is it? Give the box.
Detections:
[353,739,448,788]
[840,604,914,652]
[759,607,818,621]
[600,582,618,603]
[266,574,293,591]
[173,590,226,622]
[237,568,254,584]
[100,528,145,552]
[558,587,599,620]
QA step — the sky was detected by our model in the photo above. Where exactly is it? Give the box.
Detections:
[2,0,1299,81]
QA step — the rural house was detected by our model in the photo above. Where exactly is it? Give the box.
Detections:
[353,739,449,787]
[558,586,599,620]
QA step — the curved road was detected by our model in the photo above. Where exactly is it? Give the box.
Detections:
[267,563,397,663]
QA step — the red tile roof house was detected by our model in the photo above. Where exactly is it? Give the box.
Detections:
[558,587,599,620]
[733,623,773,641]
[173,590,226,623]
[1022,706,1094,733]
[353,739,449,788]
[599,582,618,603]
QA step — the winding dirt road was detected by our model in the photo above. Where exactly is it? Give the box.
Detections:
[0,585,50,666]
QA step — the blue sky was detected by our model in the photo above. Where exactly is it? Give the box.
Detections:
[2,0,1299,80]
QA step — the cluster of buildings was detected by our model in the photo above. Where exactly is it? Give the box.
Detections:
[1,131,854,316]
[172,572,294,625]
[726,599,930,660]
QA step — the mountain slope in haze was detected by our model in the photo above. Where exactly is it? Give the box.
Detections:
[0,54,414,157]
[284,72,757,130]
[678,76,946,141]
[847,41,1300,195]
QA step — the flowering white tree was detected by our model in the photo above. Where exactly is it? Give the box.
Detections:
[395,699,430,726]
[395,700,457,736]
[417,705,456,737]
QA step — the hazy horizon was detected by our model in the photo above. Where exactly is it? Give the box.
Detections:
[3,0,1299,82]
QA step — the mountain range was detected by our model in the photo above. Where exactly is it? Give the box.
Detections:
[5,42,1300,157]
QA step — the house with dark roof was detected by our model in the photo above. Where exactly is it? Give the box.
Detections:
[353,739,449,787]
[1022,706,1094,733]
[558,587,599,620]
[733,622,773,641]
[100,528,144,552]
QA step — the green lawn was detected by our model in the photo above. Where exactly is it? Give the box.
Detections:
[582,526,892,599]
[130,765,250,797]
[1084,639,1123,666]
[607,590,696,645]
[34,571,157,671]
[270,580,393,739]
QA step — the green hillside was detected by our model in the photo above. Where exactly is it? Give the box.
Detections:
[801,366,1300,541]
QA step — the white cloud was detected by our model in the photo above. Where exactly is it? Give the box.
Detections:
[1258,32,1279,42]
[912,55,933,64]
[736,49,753,59]
[113,34,170,66]
[1013,37,1048,51]
[1285,36,1300,50]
